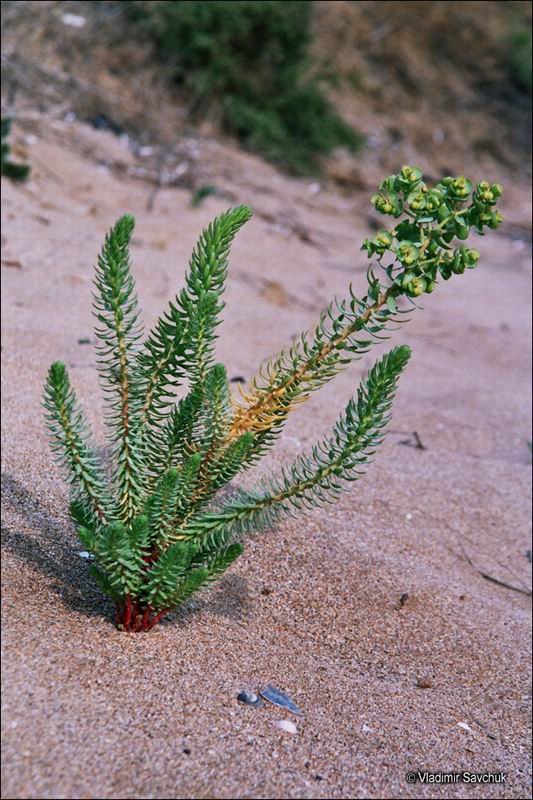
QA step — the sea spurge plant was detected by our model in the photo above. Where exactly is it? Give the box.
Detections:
[43,168,502,631]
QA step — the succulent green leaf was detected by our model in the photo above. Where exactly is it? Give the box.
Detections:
[93,215,145,523]
[43,361,116,528]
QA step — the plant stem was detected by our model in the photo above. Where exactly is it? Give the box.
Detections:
[145,607,171,631]
[123,594,132,629]
[141,606,151,630]
[230,288,392,436]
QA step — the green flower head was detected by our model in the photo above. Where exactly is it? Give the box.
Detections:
[405,276,427,297]
[396,165,423,192]
[407,185,428,213]
[476,182,495,203]
[464,247,480,268]
[449,175,473,200]
[374,229,393,251]
[451,245,480,274]
[362,229,394,258]
[372,191,403,218]
[376,229,393,246]
[424,189,444,214]
[488,210,503,229]
[401,270,417,289]
[397,242,420,266]
[371,193,392,215]
[474,180,503,207]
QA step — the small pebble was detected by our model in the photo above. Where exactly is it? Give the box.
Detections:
[457,721,472,732]
[78,551,94,560]
[237,691,263,707]
[276,719,297,734]
[416,677,433,689]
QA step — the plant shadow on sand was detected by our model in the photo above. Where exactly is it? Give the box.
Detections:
[1,472,252,629]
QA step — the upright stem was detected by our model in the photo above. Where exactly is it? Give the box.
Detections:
[141,606,151,630]
[123,594,132,629]
[116,596,170,632]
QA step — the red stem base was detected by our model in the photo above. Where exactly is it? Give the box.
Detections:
[115,596,170,632]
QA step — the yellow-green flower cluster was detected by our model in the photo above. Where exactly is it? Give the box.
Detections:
[362,166,503,300]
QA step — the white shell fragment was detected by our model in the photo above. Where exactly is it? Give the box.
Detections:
[457,721,472,731]
[78,551,94,560]
[276,720,297,734]
[61,13,86,28]
[260,685,301,715]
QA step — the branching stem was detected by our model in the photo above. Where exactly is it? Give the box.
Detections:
[230,288,392,436]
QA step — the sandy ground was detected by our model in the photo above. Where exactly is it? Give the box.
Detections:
[1,122,532,799]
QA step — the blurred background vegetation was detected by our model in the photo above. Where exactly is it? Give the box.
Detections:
[506,16,532,95]
[1,0,531,185]
[128,0,362,175]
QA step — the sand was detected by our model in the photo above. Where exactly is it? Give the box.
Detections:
[1,120,532,799]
